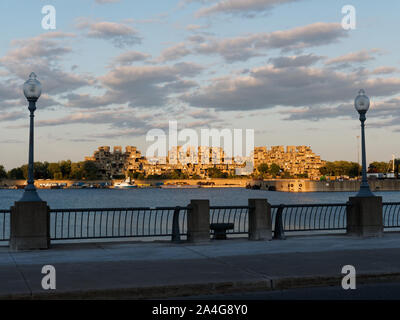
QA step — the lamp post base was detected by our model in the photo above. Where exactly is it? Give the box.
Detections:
[20,184,42,202]
[347,196,383,237]
[356,184,375,197]
[10,201,50,251]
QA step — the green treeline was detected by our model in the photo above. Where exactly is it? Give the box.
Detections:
[0,160,101,180]
[319,161,361,177]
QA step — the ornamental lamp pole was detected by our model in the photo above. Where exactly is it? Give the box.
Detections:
[354,89,374,197]
[20,72,42,202]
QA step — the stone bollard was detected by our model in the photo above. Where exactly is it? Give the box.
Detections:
[347,196,383,237]
[10,201,50,251]
[248,199,272,241]
[187,199,210,243]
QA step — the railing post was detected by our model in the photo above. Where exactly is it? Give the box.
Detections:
[248,199,272,241]
[187,200,210,243]
[10,201,50,251]
[273,204,286,240]
[347,196,383,237]
[171,206,181,243]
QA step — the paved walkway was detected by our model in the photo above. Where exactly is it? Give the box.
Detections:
[2,233,400,299]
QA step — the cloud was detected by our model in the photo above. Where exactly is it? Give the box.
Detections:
[0,111,25,122]
[370,66,398,75]
[186,24,209,31]
[62,62,205,109]
[95,0,120,3]
[193,22,347,62]
[268,54,323,68]
[325,49,381,66]
[112,51,151,65]
[181,64,400,112]
[62,92,116,109]
[156,43,191,62]
[282,95,400,123]
[0,32,92,97]
[194,0,301,17]
[77,19,141,48]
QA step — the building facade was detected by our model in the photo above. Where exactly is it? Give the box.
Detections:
[253,145,325,179]
[85,145,324,179]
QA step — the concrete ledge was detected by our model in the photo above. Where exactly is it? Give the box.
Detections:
[4,272,400,300]
[272,272,400,291]
[0,280,272,300]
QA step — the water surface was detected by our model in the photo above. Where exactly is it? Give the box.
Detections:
[1,188,399,209]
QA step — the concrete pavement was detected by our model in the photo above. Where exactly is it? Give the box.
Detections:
[2,233,400,299]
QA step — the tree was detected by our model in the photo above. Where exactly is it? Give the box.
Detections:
[0,165,7,180]
[395,159,400,178]
[48,163,62,179]
[82,161,100,180]
[59,160,72,178]
[269,163,281,177]
[207,167,228,178]
[368,161,390,173]
[7,167,24,179]
[20,162,50,179]
[282,171,293,179]
[319,161,360,178]
[257,163,269,174]
[70,162,83,180]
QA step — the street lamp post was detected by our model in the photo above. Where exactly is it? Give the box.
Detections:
[20,72,42,202]
[354,89,374,197]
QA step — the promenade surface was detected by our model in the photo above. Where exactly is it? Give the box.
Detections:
[2,233,400,299]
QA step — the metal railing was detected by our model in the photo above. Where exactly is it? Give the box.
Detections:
[1,201,400,243]
[0,209,10,241]
[49,207,188,241]
[383,202,400,229]
[272,203,348,237]
[210,206,249,235]
[208,203,349,237]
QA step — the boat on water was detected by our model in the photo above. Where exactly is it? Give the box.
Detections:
[113,178,138,189]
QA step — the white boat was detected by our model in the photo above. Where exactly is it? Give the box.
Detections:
[113,178,138,189]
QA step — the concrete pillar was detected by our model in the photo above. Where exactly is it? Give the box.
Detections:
[248,199,272,241]
[10,201,50,251]
[187,200,210,243]
[347,196,383,237]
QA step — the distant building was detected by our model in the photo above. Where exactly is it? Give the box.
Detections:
[253,145,325,179]
[85,144,325,179]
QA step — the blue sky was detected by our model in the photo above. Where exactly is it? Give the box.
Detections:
[1,0,400,169]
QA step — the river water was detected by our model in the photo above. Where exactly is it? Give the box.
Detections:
[1,188,400,209]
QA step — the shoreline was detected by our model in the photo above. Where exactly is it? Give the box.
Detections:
[2,178,400,192]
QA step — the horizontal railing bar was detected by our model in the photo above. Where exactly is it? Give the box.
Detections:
[49,206,189,212]
[210,206,249,209]
[271,203,348,208]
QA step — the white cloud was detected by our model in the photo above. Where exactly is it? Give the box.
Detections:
[193,22,347,62]
[181,64,400,112]
[195,0,302,17]
[112,51,151,65]
[325,49,381,66]
[77,19,141,48]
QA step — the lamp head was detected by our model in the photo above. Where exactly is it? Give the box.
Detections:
[23,72,42,102]
[354,89,370,114]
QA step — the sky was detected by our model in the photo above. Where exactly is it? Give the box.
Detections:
[1,0,400,170]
